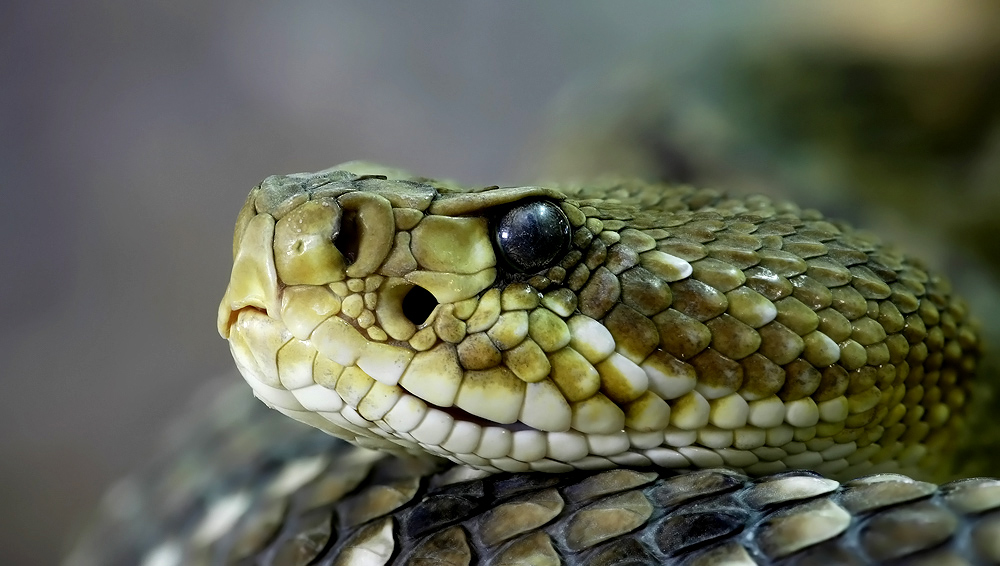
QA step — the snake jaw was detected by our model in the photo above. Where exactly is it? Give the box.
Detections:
[220,164,980,480]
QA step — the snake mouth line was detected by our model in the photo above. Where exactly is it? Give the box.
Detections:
[429,401,534,433]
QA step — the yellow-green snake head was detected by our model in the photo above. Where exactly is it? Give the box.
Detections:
[218,163,979,480]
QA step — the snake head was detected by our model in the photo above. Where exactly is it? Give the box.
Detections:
[219,163,979,479]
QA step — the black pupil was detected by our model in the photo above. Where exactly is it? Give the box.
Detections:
[495,201,570,272]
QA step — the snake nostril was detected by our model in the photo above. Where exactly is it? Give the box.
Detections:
[402,286,438,326]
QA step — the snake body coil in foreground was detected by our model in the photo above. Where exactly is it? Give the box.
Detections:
[67,164,997,566]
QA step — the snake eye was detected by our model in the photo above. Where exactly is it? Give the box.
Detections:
[494,200,570,273]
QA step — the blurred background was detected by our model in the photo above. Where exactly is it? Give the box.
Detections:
[3,2,1000,564]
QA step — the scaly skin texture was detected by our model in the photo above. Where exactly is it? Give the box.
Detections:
[218,163,977,481]
[65,164,986,566]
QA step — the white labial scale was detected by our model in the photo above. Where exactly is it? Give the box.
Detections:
[229,329,266,384]
[708,393,749,429]
[510,430,548,462]
[291,383,345,412]
[357,382,405,421]
[231,311,291,387]
[454,371,525,425]
[398,344,463,407]
[697,427,734,449]
[669,391,710,430]
[677,446,725,467]
[356,342,414,386]
[276,340,317,390]
[279,406,357,439]
[716,448,759,468]
[546,430,590,462]
[570,393,625,434]
[663,427,697,447]
[441,420,483,454]
[381,394,428,433]
[567,315,616,363]
[409,408,455,446]
[586,432,630,456]
[520,380,572,432]
[476,426,513,459]
[746,395,786,428]
[240,364,306,412]
[644,447,690,468]
[628,429,665,449]
[784,398,820,428]
[340,405,374,428]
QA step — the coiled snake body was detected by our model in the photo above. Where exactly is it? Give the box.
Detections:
[67,163,996,566]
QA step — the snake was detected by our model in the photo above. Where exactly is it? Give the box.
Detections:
[64,162,998,566]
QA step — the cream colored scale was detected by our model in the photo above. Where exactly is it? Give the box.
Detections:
[218,163,977,482]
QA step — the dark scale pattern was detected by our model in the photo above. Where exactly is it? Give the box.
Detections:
[62,393,1000,565]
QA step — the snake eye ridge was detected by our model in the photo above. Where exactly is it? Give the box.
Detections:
[493,200,571,273]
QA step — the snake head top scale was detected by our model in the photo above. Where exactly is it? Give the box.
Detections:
[217,162,979,481]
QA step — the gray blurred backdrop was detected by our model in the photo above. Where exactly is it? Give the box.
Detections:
[3,2,1000,565]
